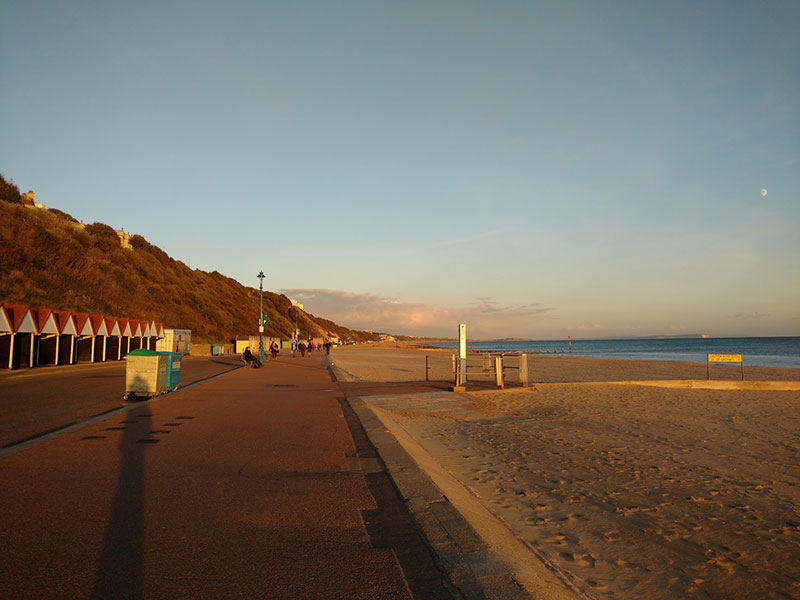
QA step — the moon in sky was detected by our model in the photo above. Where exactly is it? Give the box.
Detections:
[761,189,768,197]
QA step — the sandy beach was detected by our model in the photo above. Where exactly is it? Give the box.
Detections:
[333,345,800,599]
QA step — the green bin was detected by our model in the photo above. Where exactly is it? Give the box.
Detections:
[158,351,182,390]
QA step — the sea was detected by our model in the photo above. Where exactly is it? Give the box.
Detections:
[422,337,800,369]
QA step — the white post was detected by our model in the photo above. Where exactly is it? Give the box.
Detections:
[30,333,35,367]
[90,337,96,363]
[55,335,60,365]
[495,355,504,388]
[103,336,107,361]
[519,354,528,387]
[459,323,467,386]
[70,336,75,364]
[8,333,14,369]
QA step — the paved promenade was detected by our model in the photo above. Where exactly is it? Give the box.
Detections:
[0,355,245,447]
[0,355,455,599]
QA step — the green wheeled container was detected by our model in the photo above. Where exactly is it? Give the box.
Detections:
[124,349,169,401]
[158,351,182,391]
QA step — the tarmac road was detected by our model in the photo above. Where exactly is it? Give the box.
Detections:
[0,355,243,448]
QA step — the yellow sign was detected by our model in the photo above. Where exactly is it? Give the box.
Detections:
[708,353,742,363]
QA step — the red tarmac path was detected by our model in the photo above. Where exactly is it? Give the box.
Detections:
[0,354,456,599]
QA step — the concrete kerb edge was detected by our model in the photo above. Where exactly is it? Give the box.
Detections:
[348,395,530,600]
[0,364,243,459]
[326,359,363,382]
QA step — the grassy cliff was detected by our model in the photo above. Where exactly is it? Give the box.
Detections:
[0,174,378,343]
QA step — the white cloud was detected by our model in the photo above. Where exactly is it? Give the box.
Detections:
[732,312,769,320]
[280,288,553,338]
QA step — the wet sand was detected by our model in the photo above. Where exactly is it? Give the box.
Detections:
[333,345,800,599]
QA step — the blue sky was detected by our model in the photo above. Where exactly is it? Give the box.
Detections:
[2,1,798,338]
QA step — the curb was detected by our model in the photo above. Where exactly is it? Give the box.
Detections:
[349,396,530,600]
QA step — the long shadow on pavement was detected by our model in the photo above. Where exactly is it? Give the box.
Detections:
[90,412,152,600]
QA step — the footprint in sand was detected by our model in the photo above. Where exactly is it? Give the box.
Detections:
[603,531,622,542]
[706,557,737,575]
[488,499,510,508]
[574,553,596,568]
[586,579,608,590]
[524,516,548,525]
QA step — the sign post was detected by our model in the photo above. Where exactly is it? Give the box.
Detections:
[459,323,467,387]
[707,353,744,380]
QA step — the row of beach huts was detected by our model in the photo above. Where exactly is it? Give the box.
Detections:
[0,303,185,370]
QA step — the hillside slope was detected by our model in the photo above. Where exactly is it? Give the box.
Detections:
[0,175,378,343]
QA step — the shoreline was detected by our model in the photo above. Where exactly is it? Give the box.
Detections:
[333,343,800,383]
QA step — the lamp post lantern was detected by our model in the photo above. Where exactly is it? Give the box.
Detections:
[257,271,265,363]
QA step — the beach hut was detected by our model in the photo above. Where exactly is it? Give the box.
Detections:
[0,305,14,368]
[72,313,94,363]
[52,310,78,364]
[147,320,160,350]
[105,317,121,360]
[117,318,131,357]
[235,337,251,354]
[130,321,144,351]
[0,305,38,369]
[89,315,108,362]
[32,308,59,365]
[140,321,152,350]
[156,328,191,353]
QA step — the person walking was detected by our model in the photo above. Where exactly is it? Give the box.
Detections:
[270,340,279,360]
[299,342,307,357]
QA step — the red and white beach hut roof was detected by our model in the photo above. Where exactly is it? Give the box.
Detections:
[117,318,131,338]
[52,310,77,336]
[88,315,108,337]
[105,316,120,337]
[0,305,13,334]
[72,313,93,336]
[31,308,58,335]
[3,305,37,334]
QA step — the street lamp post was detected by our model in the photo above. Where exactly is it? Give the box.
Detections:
[293,309,298,358]
[257,271,265,363]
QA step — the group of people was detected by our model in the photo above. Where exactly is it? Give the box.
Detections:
[242,339,333,366]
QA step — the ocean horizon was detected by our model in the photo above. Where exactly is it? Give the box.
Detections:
[422,336,800,369]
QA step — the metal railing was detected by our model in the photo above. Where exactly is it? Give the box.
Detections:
[451,352,529,389]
